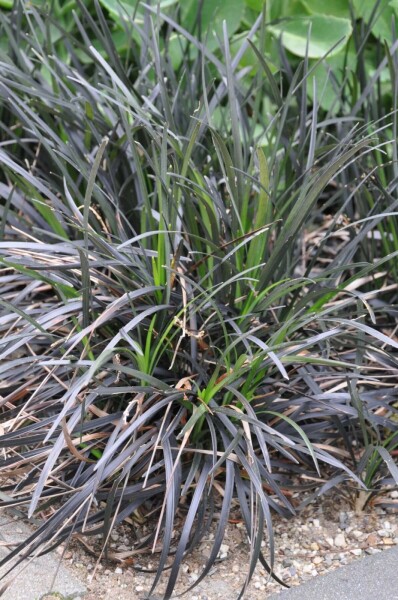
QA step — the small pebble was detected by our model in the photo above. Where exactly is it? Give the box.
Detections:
[114,567,123,574]
[282,559,293,567]
[378,529,389,537]
[334,533,346,548]
[383,538,395,545]
[366,533,378,546]
[351,530,364,539]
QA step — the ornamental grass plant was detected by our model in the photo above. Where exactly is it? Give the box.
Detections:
[0,2,398,598]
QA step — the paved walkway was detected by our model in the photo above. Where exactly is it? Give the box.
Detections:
[0,512,86,600]
[268,545,398,600]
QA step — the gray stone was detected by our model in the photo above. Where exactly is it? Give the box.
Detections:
[0,511,86,600]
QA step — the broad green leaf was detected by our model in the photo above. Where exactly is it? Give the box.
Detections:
[307,40,357,112]
[181,0,245,51]
[267,0,309,21]
[230,31,259,76]
[269,15,352,59]
[98,0,177,25]
[167,33,198,70]
[98,0,141,24]
[302,0,350,18]
[353,0,394,42]
[245,0,263,9]
[80,29,141,63]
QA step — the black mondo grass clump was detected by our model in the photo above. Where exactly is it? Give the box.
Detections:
[1,2,398,598]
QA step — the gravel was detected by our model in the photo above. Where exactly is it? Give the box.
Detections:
[55,490,398,600]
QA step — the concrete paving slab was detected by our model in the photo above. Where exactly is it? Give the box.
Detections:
[268,546,398,600]
[0,511,86,600]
